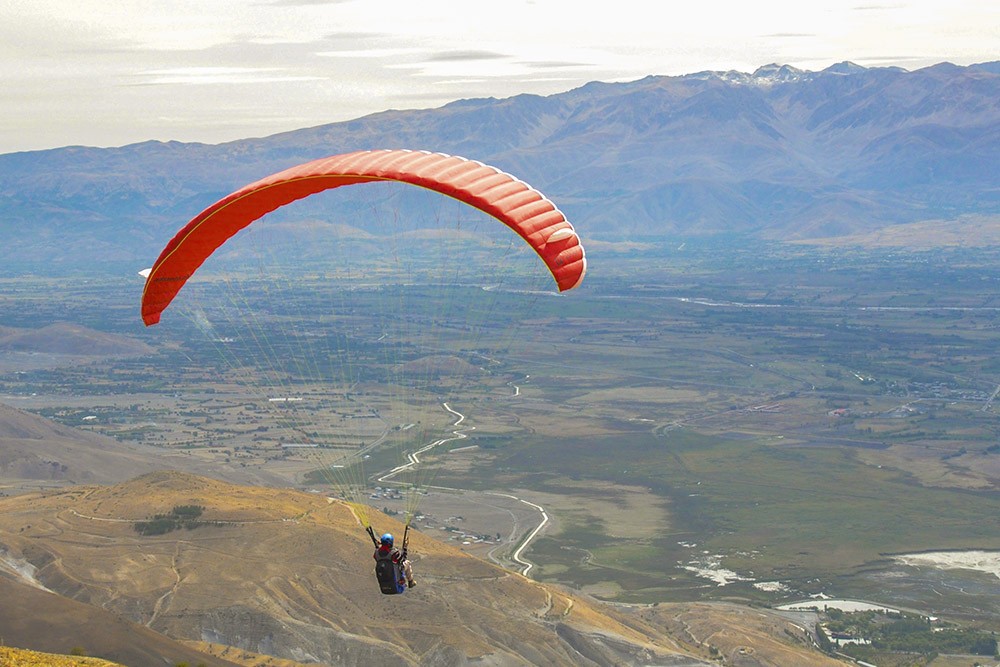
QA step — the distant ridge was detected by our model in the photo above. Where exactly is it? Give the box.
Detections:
[0,322,152,356]
[0,61,997,271]
[689,60,883,85]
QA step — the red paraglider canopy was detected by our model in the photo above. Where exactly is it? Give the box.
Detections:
[141,149,586,326]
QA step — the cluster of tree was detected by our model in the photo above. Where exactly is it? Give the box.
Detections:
[822,609,998,660]
[134,505,205,536]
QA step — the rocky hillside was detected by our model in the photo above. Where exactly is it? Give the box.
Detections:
[0,576,241,666]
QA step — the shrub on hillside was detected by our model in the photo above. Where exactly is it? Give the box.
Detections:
[134,505,206,536]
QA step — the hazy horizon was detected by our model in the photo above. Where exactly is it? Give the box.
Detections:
[2,0,998,153]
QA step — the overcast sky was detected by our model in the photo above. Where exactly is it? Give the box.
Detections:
[1,0,997,154]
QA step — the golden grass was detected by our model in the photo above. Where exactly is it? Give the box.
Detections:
[183,642,313,667]
[0,646,123,667]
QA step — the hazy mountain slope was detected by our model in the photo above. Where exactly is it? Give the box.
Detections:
[0,322,152,356]
[0,471,845,666]
[0,401,291,492]
[0,401,171,488]
[0,62,997,271]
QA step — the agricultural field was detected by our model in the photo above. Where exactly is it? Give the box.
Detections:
[1,236,998,630]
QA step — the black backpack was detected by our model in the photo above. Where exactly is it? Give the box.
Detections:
[375,549,404,595]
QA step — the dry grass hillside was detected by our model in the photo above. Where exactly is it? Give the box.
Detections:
[0,576,242,666]
[0,471,848,666]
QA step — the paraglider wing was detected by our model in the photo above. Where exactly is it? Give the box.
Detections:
[141,149,586,326]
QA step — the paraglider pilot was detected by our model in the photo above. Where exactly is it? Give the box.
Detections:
[373,532,415,594]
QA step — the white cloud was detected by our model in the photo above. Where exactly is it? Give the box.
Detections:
[137,67,324,86]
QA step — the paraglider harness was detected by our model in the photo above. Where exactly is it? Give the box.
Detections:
[368,524,409,595]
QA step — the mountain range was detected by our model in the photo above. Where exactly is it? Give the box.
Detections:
[1,61,998,271]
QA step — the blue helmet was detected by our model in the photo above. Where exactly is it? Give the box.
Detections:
[380,533,394,547]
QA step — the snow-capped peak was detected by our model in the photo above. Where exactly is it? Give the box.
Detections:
[686,63,817,86]
[751,63,808,85]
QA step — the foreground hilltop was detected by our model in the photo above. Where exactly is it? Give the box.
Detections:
[0,471,846,666]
